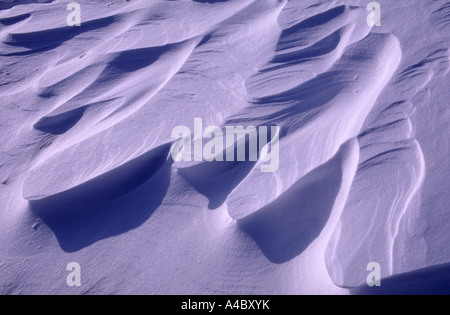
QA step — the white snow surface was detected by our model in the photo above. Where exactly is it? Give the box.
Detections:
[0,0,449,294]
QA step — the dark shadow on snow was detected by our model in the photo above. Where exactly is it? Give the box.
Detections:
[30,143,173,252]
[0,0,52,10]
[351,263,450,295]
[178,127,279,210]
[1,14,117,56]
[0,13,31,26]
[276,5,346,52]
[34,107,87,135]
[179,159,256,210]
[238,148,343,264]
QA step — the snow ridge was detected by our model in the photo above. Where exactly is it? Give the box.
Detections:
[0,0,448,294]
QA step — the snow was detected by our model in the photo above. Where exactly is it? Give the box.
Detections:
[0,0,449,294]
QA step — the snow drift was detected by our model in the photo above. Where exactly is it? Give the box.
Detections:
[0,0,449,294]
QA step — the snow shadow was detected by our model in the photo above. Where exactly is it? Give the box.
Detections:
[351,263,450,295]
[34,107,87,135]
[178,129,279,210]
[179,159,257,210]
[2,14,117,56]
[0,0,53,10]
[30,144,173,252]
[239,150,343,264]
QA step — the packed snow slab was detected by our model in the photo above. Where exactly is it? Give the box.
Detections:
[0,0,449,294]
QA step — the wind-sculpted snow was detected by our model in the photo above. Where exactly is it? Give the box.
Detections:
[0,0,449,294]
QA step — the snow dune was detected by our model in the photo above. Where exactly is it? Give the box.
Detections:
[0,0,449,294]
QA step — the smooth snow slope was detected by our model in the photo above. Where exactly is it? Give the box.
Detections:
[0,0,449,294]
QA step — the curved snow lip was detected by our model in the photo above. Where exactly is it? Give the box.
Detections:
[33,106,87,135]
[26,142,173,215]
[238,145,344,264]
[238,138,359,264]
